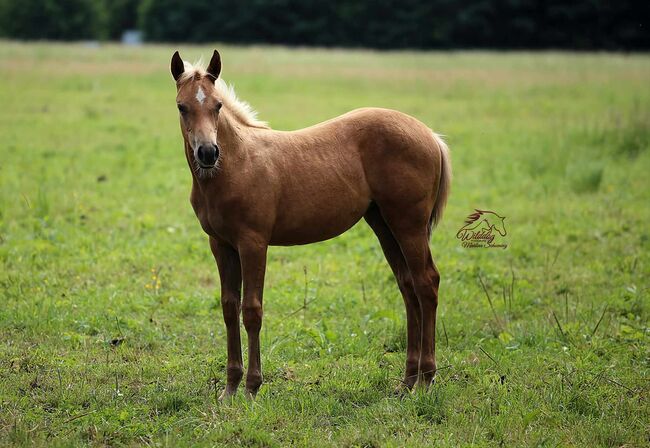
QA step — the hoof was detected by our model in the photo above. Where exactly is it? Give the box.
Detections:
[218,386,238,402]
[244,388,259,400]
[393,382,414,398]
[402,371,419,391]
[417,360,436,389]
[245,373,262,399]
[415,374,436,391]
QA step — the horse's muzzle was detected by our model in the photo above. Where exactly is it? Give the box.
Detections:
[197,144,219,168]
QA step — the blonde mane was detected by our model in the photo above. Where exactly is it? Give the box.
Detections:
[178,60,269,129]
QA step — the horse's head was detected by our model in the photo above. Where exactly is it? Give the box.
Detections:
[489,212,507,236]
[171,50,223,171]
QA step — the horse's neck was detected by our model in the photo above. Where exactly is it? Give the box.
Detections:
[217,108,259,158]
[216,108,239,144]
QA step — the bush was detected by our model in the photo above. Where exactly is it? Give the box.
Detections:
[0,0,648,49]
[0,0,102,40]
[105,0,141,40]
[137,0,649,49]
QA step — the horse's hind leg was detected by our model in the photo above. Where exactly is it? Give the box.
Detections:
[364,204,422,390]
[380,203,440,388]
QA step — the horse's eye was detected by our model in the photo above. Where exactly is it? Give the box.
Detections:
[215,102,223,112]
[177,104,188,114]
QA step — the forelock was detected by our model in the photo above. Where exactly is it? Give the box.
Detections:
[177,60,208,86]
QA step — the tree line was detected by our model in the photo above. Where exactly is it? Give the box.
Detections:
[0,0,647,50]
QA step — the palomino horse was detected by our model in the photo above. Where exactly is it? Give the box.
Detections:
[170,50,451,399]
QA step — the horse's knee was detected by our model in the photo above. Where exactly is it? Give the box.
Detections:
[242,303,262,332]
[221,295,241,325]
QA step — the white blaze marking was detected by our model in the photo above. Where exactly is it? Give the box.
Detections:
[195,87,206,105]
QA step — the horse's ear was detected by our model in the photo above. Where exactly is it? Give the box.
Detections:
[206,50,221,82]
[171,51,185,81]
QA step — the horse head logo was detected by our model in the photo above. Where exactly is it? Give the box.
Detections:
[461,209,507,236]
[457,209,508,249]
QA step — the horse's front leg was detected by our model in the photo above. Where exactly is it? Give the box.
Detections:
[210,237,244,400]
[238,237,268,398]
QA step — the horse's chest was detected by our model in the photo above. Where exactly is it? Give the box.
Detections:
[190,190,226,239]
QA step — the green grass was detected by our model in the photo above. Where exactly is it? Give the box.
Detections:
[0,42,649,447]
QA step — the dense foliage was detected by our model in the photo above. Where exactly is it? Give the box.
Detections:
[0,0,102,40]
[0,0,648,49]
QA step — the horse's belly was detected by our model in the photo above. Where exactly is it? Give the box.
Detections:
[269,189,370,246]
[268,144,372,245]
[270,209,367,245]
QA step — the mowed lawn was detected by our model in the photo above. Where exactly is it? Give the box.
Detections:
[0,42,649,447]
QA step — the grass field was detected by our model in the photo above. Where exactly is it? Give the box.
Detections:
[0,42,649,447]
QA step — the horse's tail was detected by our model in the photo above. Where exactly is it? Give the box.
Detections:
[428,131,452,237]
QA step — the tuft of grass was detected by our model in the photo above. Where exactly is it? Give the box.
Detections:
[605,112,650,158]
[153,392,191,414]
[567,161,604,193]
[616,119,649,158]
